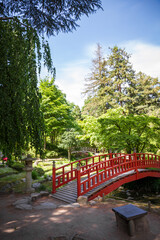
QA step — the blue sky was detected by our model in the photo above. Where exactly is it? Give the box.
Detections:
[41,0,160,108]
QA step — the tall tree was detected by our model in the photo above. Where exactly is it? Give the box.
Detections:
[71,104,82,120]
[0,1,102,159]
[83,45,136,116]
[60,129,81,161]
[39,78,74,147]
[106,46,136,110]
[133,72,160,116]
[82,43,110,116]
[0,20,49,159]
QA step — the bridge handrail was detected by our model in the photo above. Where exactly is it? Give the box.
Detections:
[79,152,160,175]
[55,152,122,171]
[52,152,123,192]
[77,153,160,196]
[79,154,133,175]
[52,152,160,195]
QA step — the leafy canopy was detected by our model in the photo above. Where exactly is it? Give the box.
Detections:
[0,0,102,36]
[39,78,75,142]
[0,20,46,159]
[80,108,160,154]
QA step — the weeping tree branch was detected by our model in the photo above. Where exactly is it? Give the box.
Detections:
[0,17,14,20]
[0,16,30,28]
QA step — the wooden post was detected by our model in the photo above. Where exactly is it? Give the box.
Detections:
[77,162,81,197]
[134,150,138,179]
[52,160,56,193]
[109,149,112,159]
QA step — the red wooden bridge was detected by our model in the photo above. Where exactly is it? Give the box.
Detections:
[52,153,160,203]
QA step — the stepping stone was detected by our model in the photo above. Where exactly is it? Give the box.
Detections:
[15,203,32,210]
[34,202,57,210]
[13,197,31,206]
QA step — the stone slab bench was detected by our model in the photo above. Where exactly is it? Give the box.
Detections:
[112,204,149,236]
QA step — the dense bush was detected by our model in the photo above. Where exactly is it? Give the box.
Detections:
[32,170,38,180]
[45,142,68,157]
[37,184,46,191]
[11,162,25,172]
[46,143,58,151]
[33,167,45,176]
[72,151,92,160]
[45,151,59,158]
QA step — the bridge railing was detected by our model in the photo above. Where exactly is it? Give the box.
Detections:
[77,153,160,196]
[52,152,123,193]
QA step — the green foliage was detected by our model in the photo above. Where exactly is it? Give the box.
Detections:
[79,115,101,148]
[72,151,92,160]
[45,151,59,158]
[37,184,46,192]
[133,72,160,115]
[80,108,160,153]
[11,162,25,172]
[83,45,160,117]
[39,78,75,145]
[0,0,102,36]
[33,167,45,177]
[32,170,38,180]
[83,45,136,116]
[60,129,80,149]
[0,167,17,176]
[60,128,82,160]
[98,109,160,153]
[0,20,50,160]
[71,105,82,120]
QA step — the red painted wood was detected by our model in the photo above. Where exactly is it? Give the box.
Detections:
[52,161,56,193]
[88,170,160,201]
[52,153,160,197]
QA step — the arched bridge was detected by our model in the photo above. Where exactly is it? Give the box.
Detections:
[52,153,160,203]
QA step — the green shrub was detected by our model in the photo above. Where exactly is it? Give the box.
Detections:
[6,160,14,168]
[45,151,59,158]
[38,184,46,191]
[32,170,38,180]
[33,167,45,176]
[11,162,25,172]
[46,142,58,151]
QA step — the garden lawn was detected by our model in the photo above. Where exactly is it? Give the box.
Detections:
[0,167,18,177]
[0,172,25,189]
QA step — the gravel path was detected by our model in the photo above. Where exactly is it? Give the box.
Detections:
[0,193,160,240]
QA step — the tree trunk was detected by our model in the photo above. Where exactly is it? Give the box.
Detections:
[68,148,71,161]
[44,135,46,150]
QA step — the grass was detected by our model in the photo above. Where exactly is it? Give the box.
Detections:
[0,172,25,188]
[0,166,18,176]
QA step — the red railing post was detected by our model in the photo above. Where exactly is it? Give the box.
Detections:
[52,160,56,193]
[77,162,81,197]
[134,151,138,175]
[109,149,112,159]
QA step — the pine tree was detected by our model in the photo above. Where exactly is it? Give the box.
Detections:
[82,45,136,116]
[134,72,160,115]
[82,43,111,116]
[107,46,136,110]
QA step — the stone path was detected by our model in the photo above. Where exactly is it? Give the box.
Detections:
[12,191,80,210]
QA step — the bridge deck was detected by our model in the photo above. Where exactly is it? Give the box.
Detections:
[51,169,150,203]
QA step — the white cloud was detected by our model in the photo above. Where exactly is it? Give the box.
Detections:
[121,41,160,78]
[55,61,90,108]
